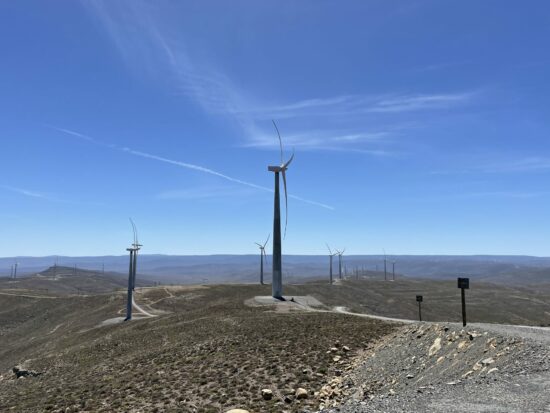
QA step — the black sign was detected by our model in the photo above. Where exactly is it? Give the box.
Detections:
[457,277,470,289]
[416,295,423,302]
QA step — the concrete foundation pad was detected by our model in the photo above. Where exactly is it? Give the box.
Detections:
[246,295,325,312]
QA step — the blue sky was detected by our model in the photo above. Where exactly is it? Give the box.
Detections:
[1,1,549,256]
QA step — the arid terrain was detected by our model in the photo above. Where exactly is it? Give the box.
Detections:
[1,273,549,412]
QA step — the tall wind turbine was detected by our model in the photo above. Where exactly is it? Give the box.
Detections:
[13,261,18,279]
[125,219,142,321]
[268,120,294,300]
[392,260,396,281]
[326,244,338,284]
[336,248,345,280]
[255,234,270,285]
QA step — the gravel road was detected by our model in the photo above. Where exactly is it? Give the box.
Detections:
[319,321,550,413]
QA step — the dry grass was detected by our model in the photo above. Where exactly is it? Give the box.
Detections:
[0,284,395,412]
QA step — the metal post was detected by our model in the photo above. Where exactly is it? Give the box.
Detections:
[461,288,466,327]
[272,171,282,299]
[392,262,395,281]
[418,301,422,321]
[457,277,469,327]
[384,258,387,281]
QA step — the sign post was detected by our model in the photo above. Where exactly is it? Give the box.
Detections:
[416,295,423,321]
[457,277,469,327]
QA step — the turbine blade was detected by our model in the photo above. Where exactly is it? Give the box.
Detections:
[263,250,269,266]
[282,168,289,239]
[129,218,137,246]
[272,120,283,165]
[263,233,270,248]
[326,243,332,255]
[255,242,263,247]
[282,150,295,169]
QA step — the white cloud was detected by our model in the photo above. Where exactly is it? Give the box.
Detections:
[83,1,476,155]
[55,127,335,210]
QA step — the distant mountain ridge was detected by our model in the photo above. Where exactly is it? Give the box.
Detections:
[1,254,550,286]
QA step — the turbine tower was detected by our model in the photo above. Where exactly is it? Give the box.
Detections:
[383,249,387,281]
[13,262,18,279]
[255,234,270,285]
[326,244,338,284]
[125,219,142,321]
[336,248,345,280]
[392,261,396,281]
[268,120,294,300]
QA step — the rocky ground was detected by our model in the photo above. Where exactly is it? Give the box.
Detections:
[320,322,550,413]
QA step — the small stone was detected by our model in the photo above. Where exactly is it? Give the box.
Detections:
[487,367,499,374]
[295,388,308,400]
[330,347,338,353]
[333,355,341,362]
[261,389,273,400]
[343,346,350,352]
[226,410,250,413]
[406,374,414,379]
[462,370,474,379]
[481,357,495,366]
[284,395,294,403]
[429,338,442,356]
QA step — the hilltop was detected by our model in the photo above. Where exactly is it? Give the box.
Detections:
[1,277,549,412]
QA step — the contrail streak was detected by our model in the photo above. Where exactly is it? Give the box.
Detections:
[53,127,335,210]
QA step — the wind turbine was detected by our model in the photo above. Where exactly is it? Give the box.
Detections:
[336,248,345,280]
[125,219,142,321]
[268,120,294,300]
[326,244,338,284]
[13,261,18,279]
[383,249,387,281]
[255,234,270,285]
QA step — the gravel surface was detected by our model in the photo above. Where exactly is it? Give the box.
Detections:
[319,322,550,413]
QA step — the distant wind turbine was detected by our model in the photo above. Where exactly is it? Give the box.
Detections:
[268,120,294,300]
[336,248,345,280]
[255,234,270,285]
[326,244,338,284]
[383,249,387,281]
[125,218,142,321]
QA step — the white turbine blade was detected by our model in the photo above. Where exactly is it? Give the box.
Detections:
[282,168,289,239]
[326,243,332,255]
[255,242,263,248]
[342,248,346,254]
[263,233,270,248]
[282,150,295,169]
[272,120,283,165]
[129,218,137,246]
[263,250,269,266]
